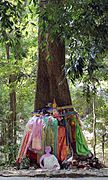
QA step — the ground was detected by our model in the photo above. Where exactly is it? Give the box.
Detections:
[0,168,108,178]
[0,177,108,180]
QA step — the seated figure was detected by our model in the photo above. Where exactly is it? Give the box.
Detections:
[39,146,60,170]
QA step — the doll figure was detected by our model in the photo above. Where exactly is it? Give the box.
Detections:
[39,146,60,170]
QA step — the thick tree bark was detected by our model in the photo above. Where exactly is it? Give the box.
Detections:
[35,34,72,109]
[46,35,72,106]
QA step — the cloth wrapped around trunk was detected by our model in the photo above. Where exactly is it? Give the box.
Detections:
[65,112,90,157]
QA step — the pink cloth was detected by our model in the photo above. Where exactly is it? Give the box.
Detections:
[32,117,44,150]
[24,116,44,156]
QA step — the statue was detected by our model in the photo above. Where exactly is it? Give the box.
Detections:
[39,146,60,170]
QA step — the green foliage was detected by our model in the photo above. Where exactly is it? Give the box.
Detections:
[35,0,108,85]
[0,0,38,165]
[70,82,108,154]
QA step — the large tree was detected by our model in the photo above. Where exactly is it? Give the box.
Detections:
[34,0,72,109]
[34,0,108,109]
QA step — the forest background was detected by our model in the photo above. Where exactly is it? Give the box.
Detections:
[0,0,108,167]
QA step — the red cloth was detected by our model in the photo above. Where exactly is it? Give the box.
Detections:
[27,149,37,160]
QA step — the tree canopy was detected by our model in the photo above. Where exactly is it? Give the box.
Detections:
[36,0,108,83]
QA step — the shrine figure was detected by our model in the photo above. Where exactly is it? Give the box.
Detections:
[39,146,60,170]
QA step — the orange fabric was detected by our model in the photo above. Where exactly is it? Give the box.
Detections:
[16,131,31,163]
[57,126,67,162]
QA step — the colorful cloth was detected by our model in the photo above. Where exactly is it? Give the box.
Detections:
[65,112,90,156]
[16,116,44,163]
[16,130,31,163]
[57,126,68,161]
[17,110,91,165]
[43,116,58,156]
[16,115,58,163]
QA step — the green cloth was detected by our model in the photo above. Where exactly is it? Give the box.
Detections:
[66,112,90,156]
[75,117,90,156]
[43,116,58,156]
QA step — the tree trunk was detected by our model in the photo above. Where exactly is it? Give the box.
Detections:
[92,96,96,156]
[102,134,105,164]
[9,75,17,144]
[34,1,72,110]
[6,44,17,162]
